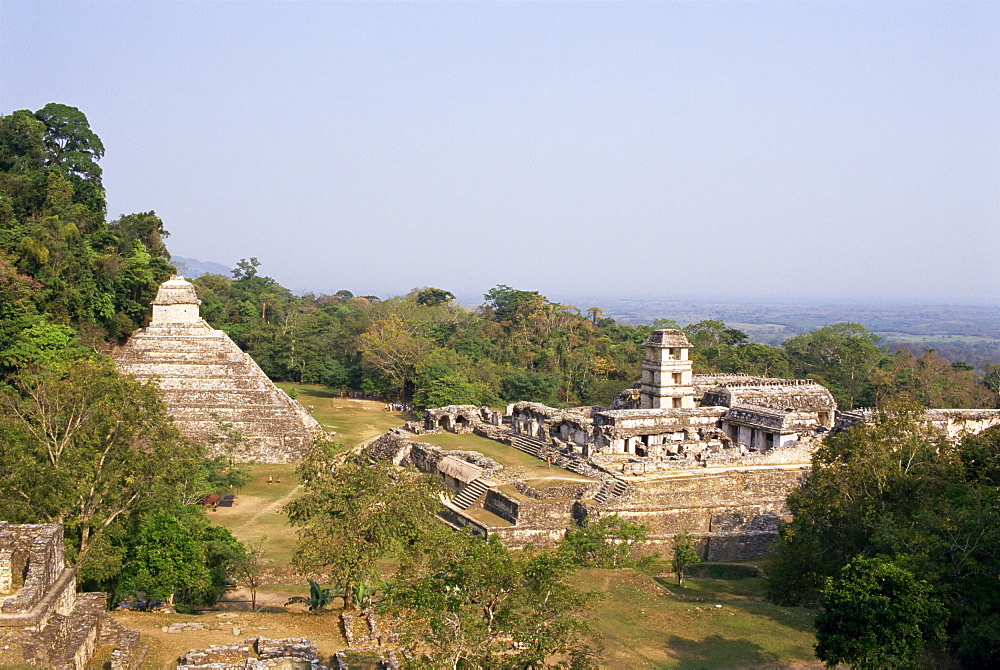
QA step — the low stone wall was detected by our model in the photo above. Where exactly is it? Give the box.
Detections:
[512,481,601,500]
[586,467,807,560]
[484,489,575,530]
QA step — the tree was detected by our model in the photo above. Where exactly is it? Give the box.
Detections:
[232,536,268,612]
[0,359,204,578]
[388,531,598,669]
[983,363,1000,396]
[783,323,886,409]
[416,287,455,307]
[118,514,211,605]
[482,284,545,324]
[358,315,433,395]
[561,514,650,568]
[231,257,261,280]
[412,374,495,413]
[285,441,443,609]
[725,343,792,378]
[671,531,701,586]
[876,349,997,409]
[814,558,945,669]
[500,368,560,403]
[767,414,1000,663]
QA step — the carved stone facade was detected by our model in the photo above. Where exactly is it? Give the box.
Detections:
[0,522,142,669]
[113,276,321,462]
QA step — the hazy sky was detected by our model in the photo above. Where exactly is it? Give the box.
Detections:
[2,1,998,303]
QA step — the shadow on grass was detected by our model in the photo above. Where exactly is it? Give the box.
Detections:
[653,574,817,638]
[283,384,339,399]
[667,634,781,669]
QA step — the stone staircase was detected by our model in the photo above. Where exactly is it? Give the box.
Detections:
[113,320,320,463]
[504,431,611,480]
[451,477,492,510]
[508,433,548,458]
[594,478,629,504]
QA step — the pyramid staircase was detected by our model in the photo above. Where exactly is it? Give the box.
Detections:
[451,477,492,510]
[113,322,319,462]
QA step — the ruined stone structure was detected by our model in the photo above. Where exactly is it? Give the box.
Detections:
[0,522,142,669]
[639,329,696,409]
[378,329,1000,559]
[836,407,1000,440]
[178,636,329,669]
[114,276,321,462]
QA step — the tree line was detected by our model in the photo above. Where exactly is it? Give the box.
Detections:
[767,411,1000,668]
[193,265,999,411]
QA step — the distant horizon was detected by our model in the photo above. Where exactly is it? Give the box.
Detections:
[174,254,1000,309]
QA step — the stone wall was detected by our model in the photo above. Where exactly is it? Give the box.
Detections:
[0,522,142,669]
[584,467,807,560]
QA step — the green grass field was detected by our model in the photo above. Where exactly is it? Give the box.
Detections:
[274,383,408,446]
[211,462,302,564]
[580,567,818,667]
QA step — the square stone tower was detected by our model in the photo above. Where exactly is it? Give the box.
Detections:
[639,329,695,409]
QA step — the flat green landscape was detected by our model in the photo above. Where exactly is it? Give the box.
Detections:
[274,382,409,446]
[580,567,818,668]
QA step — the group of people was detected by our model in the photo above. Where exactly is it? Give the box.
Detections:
[384,402,412,413]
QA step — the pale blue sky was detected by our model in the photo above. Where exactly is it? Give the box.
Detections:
[2,1,997,302]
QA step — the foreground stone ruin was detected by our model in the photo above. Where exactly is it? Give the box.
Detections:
[178,636,333,669]
[378,329,1000,559]
[0,522,143,669]
[114,276,321,462]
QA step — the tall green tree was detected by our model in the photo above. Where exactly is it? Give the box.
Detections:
[34,103,106,212]
[814,558,945,669]
[783,323,886,408]
[285,441,443,609]
[0,359,204,578]
[767,412,1000,664]
[561,514,649,569]
[389,531,598,669]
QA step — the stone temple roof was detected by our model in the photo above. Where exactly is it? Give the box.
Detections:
[152,275,201,305]
[644,329,691,348]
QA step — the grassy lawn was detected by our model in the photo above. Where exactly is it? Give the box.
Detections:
[275,382,409,447]
[211,462,301,564]
[578,567,818,668]
[418,431,593,485]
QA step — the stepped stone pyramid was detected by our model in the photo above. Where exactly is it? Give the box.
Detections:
[113,276,321,462]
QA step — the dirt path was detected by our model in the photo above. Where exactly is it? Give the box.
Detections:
[231,483,303,534]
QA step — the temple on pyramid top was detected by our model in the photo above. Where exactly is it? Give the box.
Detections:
[113,276,321,462]
[151,274,203,323]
